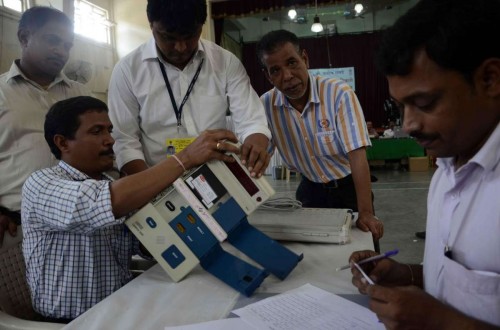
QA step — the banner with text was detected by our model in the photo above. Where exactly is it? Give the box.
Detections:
[309,67,355,91]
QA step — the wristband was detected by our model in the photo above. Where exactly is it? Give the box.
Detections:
[171,154,186,172]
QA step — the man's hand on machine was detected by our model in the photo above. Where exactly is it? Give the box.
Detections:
[239,133,271,178]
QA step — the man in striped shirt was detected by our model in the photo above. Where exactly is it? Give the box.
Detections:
[256,30,383,244]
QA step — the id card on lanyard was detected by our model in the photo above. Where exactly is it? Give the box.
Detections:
[158,57,204,154]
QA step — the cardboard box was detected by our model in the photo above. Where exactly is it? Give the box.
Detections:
[409,156,429,172]
[368,160,385,167]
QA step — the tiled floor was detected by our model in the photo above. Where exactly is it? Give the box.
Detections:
[266,166,435,265]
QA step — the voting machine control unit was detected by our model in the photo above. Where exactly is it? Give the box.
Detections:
[126,153,303,296]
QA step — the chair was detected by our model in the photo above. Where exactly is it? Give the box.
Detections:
[0,233,63,330]
[130,255,157,277]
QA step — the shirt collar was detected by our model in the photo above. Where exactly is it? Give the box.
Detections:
[58,161,92,181]
[436,123,500,172]
[142,37,205,64]
[273,73,320,108]
[142,38,159,61]
[58,161,113,182]
[469,122,500,172]
[6,60,71,88]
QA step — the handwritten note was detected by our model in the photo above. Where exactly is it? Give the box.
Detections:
[232,284,383,330]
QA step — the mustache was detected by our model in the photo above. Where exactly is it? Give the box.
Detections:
[48,56,65,64]
[409,131,438,140]
[99,149,115,156]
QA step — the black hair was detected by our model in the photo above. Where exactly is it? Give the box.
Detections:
[146,0,207,35]
[44,96,108,159]
[375,0,500,82]
[18,6,72,33]
[256,29,301,68]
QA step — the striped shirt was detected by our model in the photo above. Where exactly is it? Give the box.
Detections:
[261,74,371,183]
[21,161,139,319]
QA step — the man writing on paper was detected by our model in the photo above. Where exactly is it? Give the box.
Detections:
[108,0,271,178]
[22,96,240,321]
[350,0,500,328]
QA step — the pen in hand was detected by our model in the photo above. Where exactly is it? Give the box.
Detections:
[353,262,375,285]
[336,249,399,271]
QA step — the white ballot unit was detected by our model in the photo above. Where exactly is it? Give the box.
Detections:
[248,208,353,244]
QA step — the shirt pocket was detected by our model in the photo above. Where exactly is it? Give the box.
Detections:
[192,95,228,131]
[440,256,500,326]
[313,130,342,157]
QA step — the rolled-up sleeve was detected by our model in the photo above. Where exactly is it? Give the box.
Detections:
[225,54,271,142]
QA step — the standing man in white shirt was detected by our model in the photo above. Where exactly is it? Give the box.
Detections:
[0,6,90,246]
[108,0,271,178]
[349,0,500,328]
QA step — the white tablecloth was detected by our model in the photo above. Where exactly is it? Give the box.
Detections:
[63,229,373,329]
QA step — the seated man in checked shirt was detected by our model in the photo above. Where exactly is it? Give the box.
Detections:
[21,96,240,322]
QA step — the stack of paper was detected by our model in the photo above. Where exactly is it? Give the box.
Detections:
[165,284,384,330]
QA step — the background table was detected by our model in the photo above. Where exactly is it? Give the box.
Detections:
[366,138,425,160]
[63,229,373,329]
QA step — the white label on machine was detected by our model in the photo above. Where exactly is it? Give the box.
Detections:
[173,178,228,242]
[186,175,217,208]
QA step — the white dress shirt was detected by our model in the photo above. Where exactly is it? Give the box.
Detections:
[423,123,500,326]
[0,61,90,211]
[108,38,271,169]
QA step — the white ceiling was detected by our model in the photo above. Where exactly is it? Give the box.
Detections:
[222,0,418,42]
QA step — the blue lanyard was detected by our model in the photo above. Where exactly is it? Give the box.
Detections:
[157,58,204,128]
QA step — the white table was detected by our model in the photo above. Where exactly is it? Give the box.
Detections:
[63,229,373,329]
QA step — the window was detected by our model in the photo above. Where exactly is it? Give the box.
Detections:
[1,0,23,12]
[74,0,112,44]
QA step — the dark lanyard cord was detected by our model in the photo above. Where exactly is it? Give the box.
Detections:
[157,57,204,127]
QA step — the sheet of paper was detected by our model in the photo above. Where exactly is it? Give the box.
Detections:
[232,283,384,330]
[165,284,383,330]
[165,318,254,330]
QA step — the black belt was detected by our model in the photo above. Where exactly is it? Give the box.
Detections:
[0,206,21,225]
[305,175,353,189]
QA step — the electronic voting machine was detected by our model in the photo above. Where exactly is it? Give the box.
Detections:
[248,208,353,244]
[125,153,303,296]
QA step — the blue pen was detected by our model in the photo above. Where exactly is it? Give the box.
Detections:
[336,249,399,271]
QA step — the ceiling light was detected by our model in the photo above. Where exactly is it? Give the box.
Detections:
[354,3,364,14]
[311,0,323,33]
[288,8,297,20]
[311,15,323,32]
